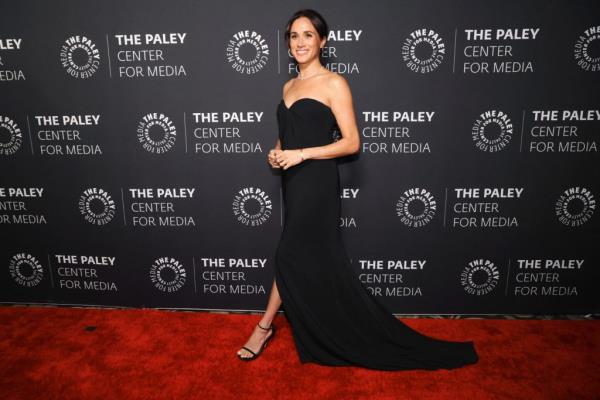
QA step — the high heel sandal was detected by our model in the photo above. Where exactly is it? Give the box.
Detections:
[237,322,276,361]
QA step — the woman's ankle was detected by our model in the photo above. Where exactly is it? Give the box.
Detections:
[258,318,273,329]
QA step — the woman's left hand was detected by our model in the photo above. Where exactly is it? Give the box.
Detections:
[275,149,304,170]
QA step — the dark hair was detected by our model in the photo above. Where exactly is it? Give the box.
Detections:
[284,9,329,66]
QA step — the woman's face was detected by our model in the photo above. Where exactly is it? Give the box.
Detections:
[288,16,325,63]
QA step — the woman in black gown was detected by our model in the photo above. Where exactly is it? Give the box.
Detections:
[237,9,479,371]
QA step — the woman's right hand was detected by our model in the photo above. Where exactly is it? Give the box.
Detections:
[268,149,281,168]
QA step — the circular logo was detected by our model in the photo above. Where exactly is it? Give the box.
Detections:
[555,187,595,227]
[78,188,116,225]
[460,259,500,295]
[9,253,44,287]
[402,28,445,73]
[136,113,177,154]
[60,35,101,78]
[574,26,600,72]
[395,187,436,227]
[225,29,269,74]
[150,257,187,292]
[0,115,23,155]
[471,110,513,152]
[232,186,273,226]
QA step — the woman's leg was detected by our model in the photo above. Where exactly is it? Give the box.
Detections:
[237,278,282,358]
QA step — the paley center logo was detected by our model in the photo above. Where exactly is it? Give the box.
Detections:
[574,25,600,72]
[402,28,445,73]
[471,110,513,152]
[149,257,187,292]
[225,29,270,74]
[555,187,595,227]
[232,186,273,226]
[9,253,44,287]
[60,35,101,78]
[460,259,500,295]
[0,115,22,155]
[395,187,437,227]
[78,188,116,225]
[136,113,177,153]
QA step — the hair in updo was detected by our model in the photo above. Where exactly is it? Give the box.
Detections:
[284,9,329,65]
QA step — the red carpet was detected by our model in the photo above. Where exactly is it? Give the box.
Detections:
[0,305,598,400]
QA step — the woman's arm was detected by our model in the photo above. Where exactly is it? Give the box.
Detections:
[302,74,360,160]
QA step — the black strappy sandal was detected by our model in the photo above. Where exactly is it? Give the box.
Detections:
[237,322,276,361]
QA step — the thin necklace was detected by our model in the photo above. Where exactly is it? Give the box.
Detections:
[297,69,328,80]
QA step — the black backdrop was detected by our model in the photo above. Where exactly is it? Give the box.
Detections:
[1,0,599,315]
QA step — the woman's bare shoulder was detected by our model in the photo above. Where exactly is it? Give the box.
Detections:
[326,71,347,88]
[324,72,350,101]
[282,77,296,96]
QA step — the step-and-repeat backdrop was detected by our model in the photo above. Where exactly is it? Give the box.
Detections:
[1,0,599,314]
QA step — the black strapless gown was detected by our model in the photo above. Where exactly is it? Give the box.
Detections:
[274,97,479,371]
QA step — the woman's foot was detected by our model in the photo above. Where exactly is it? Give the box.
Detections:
[237,322,273,359]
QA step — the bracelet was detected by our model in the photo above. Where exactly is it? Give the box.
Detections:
[300,148,305,161]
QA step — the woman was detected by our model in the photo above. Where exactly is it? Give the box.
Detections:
[237,9,479,371]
